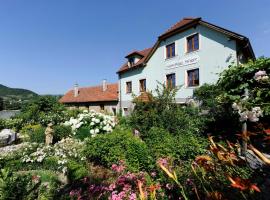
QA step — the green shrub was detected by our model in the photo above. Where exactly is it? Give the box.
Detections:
[144,127,177,159]
[23,124,45,143]
[145,127,207,161]
[84,128,153,171]
[0,168,40,200]
[75,126,91,140]
[129,84,208,138]
[53,125,72,143]
[0,119,5,131]
[67,160,89,181]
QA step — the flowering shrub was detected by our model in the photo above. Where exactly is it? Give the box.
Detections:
[22,138,86,174]
[64,110,116,138]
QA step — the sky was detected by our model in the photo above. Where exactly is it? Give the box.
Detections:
[0,0,269,94]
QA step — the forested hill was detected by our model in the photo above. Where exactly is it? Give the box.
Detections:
[0,84,37,98]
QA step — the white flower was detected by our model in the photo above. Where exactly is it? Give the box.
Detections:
[94,128,100,134]
[262,75,269,80]
[254,70,268,81]
[90,129,95,134]
[232,102,240,111]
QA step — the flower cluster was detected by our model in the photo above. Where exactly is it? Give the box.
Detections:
[22,138,85,174]
[64,110,116,137]
[232,103,263,122]
[254,70,269,82]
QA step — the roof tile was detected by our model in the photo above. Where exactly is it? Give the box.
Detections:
[59,83,118,103]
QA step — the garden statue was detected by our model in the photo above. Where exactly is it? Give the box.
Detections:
[45,123,54,145]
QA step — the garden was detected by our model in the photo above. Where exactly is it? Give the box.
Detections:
[0,58,269,200]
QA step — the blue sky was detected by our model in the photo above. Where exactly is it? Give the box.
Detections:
[0,0,269,94]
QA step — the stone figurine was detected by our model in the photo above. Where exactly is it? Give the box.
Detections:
[45,123,54,145]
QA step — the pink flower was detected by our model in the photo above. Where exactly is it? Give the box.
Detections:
[151,171,157,177]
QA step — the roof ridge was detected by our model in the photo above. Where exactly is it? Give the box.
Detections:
[76,83,118,90]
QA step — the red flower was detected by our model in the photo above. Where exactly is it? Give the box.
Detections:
[228,176,260,192]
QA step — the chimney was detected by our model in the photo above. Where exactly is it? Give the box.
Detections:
[102,79,107,92]
[74,83,79,97]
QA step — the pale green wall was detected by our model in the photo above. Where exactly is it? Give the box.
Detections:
[119,25,237,108]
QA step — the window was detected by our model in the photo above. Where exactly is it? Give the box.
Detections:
[139,79,146,92]
[166,73,176,89]
[187,34,199,52]
[126,81,132,93]
[128,57,135,66]
[100,104,105,111]
[123,107,129,116]
[112,108,116,116]
[166,43,175,59]
[187,69,199,87]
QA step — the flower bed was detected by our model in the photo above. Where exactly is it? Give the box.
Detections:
[64,110,116,137]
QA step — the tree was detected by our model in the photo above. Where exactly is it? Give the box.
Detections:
[0,97,3,111]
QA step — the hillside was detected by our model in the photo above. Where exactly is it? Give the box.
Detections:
[0,84,38,110]
[0,84,37,98]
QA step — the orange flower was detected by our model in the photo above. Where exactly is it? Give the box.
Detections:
[228,176,260,192]
[206,191,224,200]
[195,155,214,171]
[137,180,146,200]
[209,136,240,166]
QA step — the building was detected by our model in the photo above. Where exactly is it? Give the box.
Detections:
[59,80,118,115]
[117,17,255,115]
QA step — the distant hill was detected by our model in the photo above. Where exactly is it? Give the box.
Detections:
[0,84,38,98]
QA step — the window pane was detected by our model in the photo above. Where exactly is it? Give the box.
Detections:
[172,44,175,57]
[188,39,192,52]
[172,74,175,87]
[187,69,199,87]
[194,34,199,50]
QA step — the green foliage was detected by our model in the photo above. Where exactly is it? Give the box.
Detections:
[129,84,208,138]
[0,84,38,110]
[75,126,91,140]
[0,168,41,200]
[67,160,89,181]
[17,96,68,127]
[0,84,37,97]
[23,124,46,143]
[145,127,207,161]
[53,125,72,143]
[0,97,3,111]
[218,58,270,115]
[84,128,153,171]
[194,84,240,136]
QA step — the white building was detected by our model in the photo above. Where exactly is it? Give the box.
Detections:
[117,17,255,115]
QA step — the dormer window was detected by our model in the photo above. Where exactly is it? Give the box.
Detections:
[128,57,135,67]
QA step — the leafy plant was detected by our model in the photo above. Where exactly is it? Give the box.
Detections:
[84,128,153,171]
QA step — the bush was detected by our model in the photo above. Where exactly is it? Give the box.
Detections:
[16,96,68,128]
[53,124,72,143]
[129,84,208,138]
[22,124,45,143]
[194,84,241,136]
[67,160,89,181]
[145,127,207,161]
[84,128,153,171]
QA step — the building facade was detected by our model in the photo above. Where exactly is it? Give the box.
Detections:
[117,17,255,115]
[59,81,118,115]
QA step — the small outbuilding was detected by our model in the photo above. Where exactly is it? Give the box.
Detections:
[59,80,118,115]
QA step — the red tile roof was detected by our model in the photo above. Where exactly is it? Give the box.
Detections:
[59,83,118,103]
[117,47,153,73]
[159,17,200,38]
